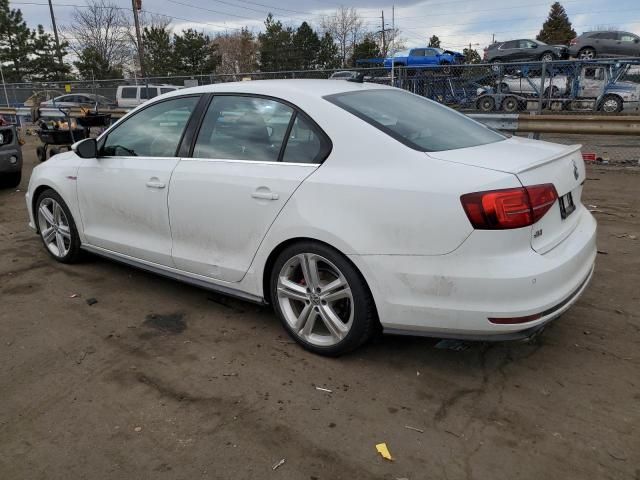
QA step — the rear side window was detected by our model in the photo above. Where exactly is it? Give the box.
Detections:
[502,40,518,49]
[282,115,328,164]
[193,96,293,162]
[140,87,158,99]
[325,89,505,152]
[121,87,137,99]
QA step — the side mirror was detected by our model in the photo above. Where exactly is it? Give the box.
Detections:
[531,44,538,49]
[72,138,97,159]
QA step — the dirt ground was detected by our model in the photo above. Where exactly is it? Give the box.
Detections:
[1,138,639,480]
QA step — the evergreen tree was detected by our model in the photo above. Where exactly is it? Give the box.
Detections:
[0,0,34,82]
[292,21,320,70]
[143,25,175,77]
[537,2,576,45]
[428,35,441,48]
[173,29,218,75]
[30,25,70,81]
[74,46,123,79]
[351,35,381,66]
[317,32,340,69]
[258,14,294,72]
[462,47,481,64]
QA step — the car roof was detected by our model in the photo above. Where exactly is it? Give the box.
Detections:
[160,79,394,101]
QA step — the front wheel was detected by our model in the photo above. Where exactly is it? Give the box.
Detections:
[36,189,83,263]
[477,96,496,112]
[600,95,622,113]
[540,52,555,62]
[270,242,377,356]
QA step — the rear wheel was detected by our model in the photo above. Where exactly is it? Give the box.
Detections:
[477,96,496,112]
[36,189,83,263]
[502,96,520,112]
[36,145,46,162]
[578,47,596,60]
[270,241,377,356]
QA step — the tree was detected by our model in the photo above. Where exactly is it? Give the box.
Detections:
[351,35,381,66]
[258,14,294,71]
[462,47,481,64]
[173,28,218,75]
[292,21,320,70]
[428,35,441,48]
[537,2,576,46]
[317,32,340,69]
[30,25,70,81]
[143,24,175,77]
[63,0,131,79]
[0,0,34,82]
[74,46,123,79]
[214,28,258,74]
[321,7,363,67]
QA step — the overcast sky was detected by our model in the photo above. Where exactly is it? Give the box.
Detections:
[11,0,640,52]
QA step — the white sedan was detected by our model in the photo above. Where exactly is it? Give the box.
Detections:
[25,80,597,356]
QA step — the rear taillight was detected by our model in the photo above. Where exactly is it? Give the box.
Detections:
[569,38,577,46]
[460,184,558,229]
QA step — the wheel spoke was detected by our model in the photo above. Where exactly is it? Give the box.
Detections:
[53,202,62,224]
[55,232,66,255]
[299,254,320,289]
[58,225,71,240]
[293,303,313,332]
[277,278,309,303]
[318,304,348,341]
[301,309,319,337]
[42,226,56,243]
[39,205,55,225]
[323,287,352,303]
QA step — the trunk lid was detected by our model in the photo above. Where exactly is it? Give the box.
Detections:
[428,137,586,253]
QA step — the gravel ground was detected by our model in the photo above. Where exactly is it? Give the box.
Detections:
[1,138,639,480]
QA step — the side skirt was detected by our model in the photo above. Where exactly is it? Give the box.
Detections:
[81,244,266,305]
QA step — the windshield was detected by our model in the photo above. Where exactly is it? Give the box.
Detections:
[618,65,640,84]
[325,89,505,152]
[432,48,444,54]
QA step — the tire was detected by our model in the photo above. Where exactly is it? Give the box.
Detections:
[35,189,83,263]
[502,96,520,113]
[578,47,596,60]
[36,145,46,162]
[543,86,560,98]
[48,147,60,158]
[477,96,495,112]
[599,94,622,113]
[1,171,21,188]
[270,241,377,356]
[540,52,555,62]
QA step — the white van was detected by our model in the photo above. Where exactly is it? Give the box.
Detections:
[116,85,182,108]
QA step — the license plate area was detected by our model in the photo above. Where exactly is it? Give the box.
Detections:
[559,191,576,219]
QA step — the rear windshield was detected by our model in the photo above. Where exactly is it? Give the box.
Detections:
[325,89,505,152]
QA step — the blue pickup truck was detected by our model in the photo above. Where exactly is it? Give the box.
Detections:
[383,47,465,72]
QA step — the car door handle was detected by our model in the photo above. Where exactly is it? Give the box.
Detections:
[251,191,279,200]
[146,180,166,189]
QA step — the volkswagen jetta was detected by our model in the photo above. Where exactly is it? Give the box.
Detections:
[26,80,597,355]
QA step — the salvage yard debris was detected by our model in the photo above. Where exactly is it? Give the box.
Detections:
[375,443,393,461]
[272,458,285,471]
[315,386,332,393]
[404,425,425,433]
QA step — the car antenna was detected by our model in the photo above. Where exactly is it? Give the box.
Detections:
[347,72,366,83]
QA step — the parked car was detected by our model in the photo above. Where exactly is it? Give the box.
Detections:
[0,125,23,188]
[329,71,359,80]
[41,93,116,108]
[23,90,63,107]
[485,39,568,63]
[384,47,465,71]
[116,84,182,107]
[499,74,569,96]
[569,31,640,59]
[26,80,596,356]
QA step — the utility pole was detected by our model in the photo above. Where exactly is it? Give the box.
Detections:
[132,0,146,78]
[391,5,395,84]
[381,10,386,56]
[47,0,63,67]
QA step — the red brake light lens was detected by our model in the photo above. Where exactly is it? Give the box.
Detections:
[460,184,558,229]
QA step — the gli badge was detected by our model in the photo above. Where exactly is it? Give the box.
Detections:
[572,159,579,180]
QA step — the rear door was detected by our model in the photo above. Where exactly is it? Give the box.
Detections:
[169,95,330,282]
[498,40,519,61]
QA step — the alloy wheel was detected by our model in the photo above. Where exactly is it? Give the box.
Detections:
[579,49,595,60]
[602,98,620,113]
[37,197,71,258]
[276,253,354,347]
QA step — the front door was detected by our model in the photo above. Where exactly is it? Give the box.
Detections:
[169,95,330,282]
[77,95,201,266]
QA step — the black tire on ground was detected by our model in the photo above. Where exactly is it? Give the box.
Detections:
[502,96,520,113]
[36,145,46,162]
[1,171,22,188]
[48,147,60,158]
[599,94,623,113]
[578,47,596,60]
[35,188,84,264]
[270,241,378,356]
[477,96,496,112]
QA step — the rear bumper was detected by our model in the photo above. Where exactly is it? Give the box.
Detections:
[0,148,22,173]
[350,207,597,338]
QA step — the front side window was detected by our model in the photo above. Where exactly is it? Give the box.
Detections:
[502,41,517,49]
[620,33,638,42]
[325,89,505,152]
[193,96,293,162]
[101,96,199,157]
[423,49,437,57]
